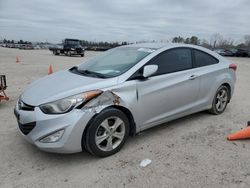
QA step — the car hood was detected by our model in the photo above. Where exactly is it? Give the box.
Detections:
[21,70,118,106]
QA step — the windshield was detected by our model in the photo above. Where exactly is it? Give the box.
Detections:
[65,40,80,46]
[77,47,153,78]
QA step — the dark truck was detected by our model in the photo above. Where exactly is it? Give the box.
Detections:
[49,39,85,57]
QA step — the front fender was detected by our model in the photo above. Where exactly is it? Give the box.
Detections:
[82,90,128,114]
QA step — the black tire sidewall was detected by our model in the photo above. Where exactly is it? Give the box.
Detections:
[85,108,130,157]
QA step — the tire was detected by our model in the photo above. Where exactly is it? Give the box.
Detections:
[84,108,130,157]
[67,51,72,56]
[209,85,230,115]
[81,54,84,57]
[53,51,59,55]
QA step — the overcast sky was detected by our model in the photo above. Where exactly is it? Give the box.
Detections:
[0,0,250,43]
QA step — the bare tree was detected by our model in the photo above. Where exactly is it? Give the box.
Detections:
[201,39,212,49]
[210,33,223,49]
[218,38,234,49]
[209,33,235,49]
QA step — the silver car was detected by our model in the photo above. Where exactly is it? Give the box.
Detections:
[14,43,237,157]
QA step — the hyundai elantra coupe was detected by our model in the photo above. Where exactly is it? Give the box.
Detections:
[14,43,237,157]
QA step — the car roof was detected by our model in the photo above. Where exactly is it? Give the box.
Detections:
[127,42,206,50]
[124,42,224,61]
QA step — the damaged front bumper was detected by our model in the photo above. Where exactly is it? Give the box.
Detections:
[14,90,123,154]
[14,103,96,153]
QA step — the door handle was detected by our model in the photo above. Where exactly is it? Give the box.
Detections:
[189,75,199,80]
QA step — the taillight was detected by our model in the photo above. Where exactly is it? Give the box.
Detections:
[229,64,237,71]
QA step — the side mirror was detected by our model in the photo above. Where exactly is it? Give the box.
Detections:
[143,65,158,78]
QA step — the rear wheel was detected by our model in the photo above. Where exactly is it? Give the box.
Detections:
[209,85,230,115]
[67,51,72,56]
[84,108,129,157]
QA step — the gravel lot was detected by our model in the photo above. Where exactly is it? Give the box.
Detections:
[1,47,250,188]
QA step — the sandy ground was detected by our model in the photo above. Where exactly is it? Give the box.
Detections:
[0,47,250,188]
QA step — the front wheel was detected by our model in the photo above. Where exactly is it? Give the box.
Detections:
[209,85,230,115]
[53,50,59,55]
[84,108,130,157]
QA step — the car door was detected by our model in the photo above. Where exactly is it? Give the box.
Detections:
[135,48,200,130]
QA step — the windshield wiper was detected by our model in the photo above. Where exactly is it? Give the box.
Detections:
[77,69,108,78]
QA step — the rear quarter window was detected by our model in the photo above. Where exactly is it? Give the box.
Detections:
[194,49,219,67]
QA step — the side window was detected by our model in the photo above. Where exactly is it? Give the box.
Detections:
[148,48,192,76]
[194,50,219,67]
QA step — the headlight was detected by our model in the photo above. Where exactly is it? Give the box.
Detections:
[70,48,75,50]
[39,90,102,114]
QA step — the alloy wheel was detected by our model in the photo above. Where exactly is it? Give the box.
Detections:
[215,88,228,112]
[95,116,125,152]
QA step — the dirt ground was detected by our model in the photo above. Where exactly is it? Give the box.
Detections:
[0,47,250,188]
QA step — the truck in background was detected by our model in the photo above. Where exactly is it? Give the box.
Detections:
[49,39,85,57]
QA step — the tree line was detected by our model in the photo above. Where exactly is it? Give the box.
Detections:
[2,34,250,50]
[80,40,128,48]
[172,34,250,50]
[2,39,32,45]
[1,38,128,48]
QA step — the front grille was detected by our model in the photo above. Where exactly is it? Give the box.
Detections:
[18,121,36,135]
[18,100,35,111]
